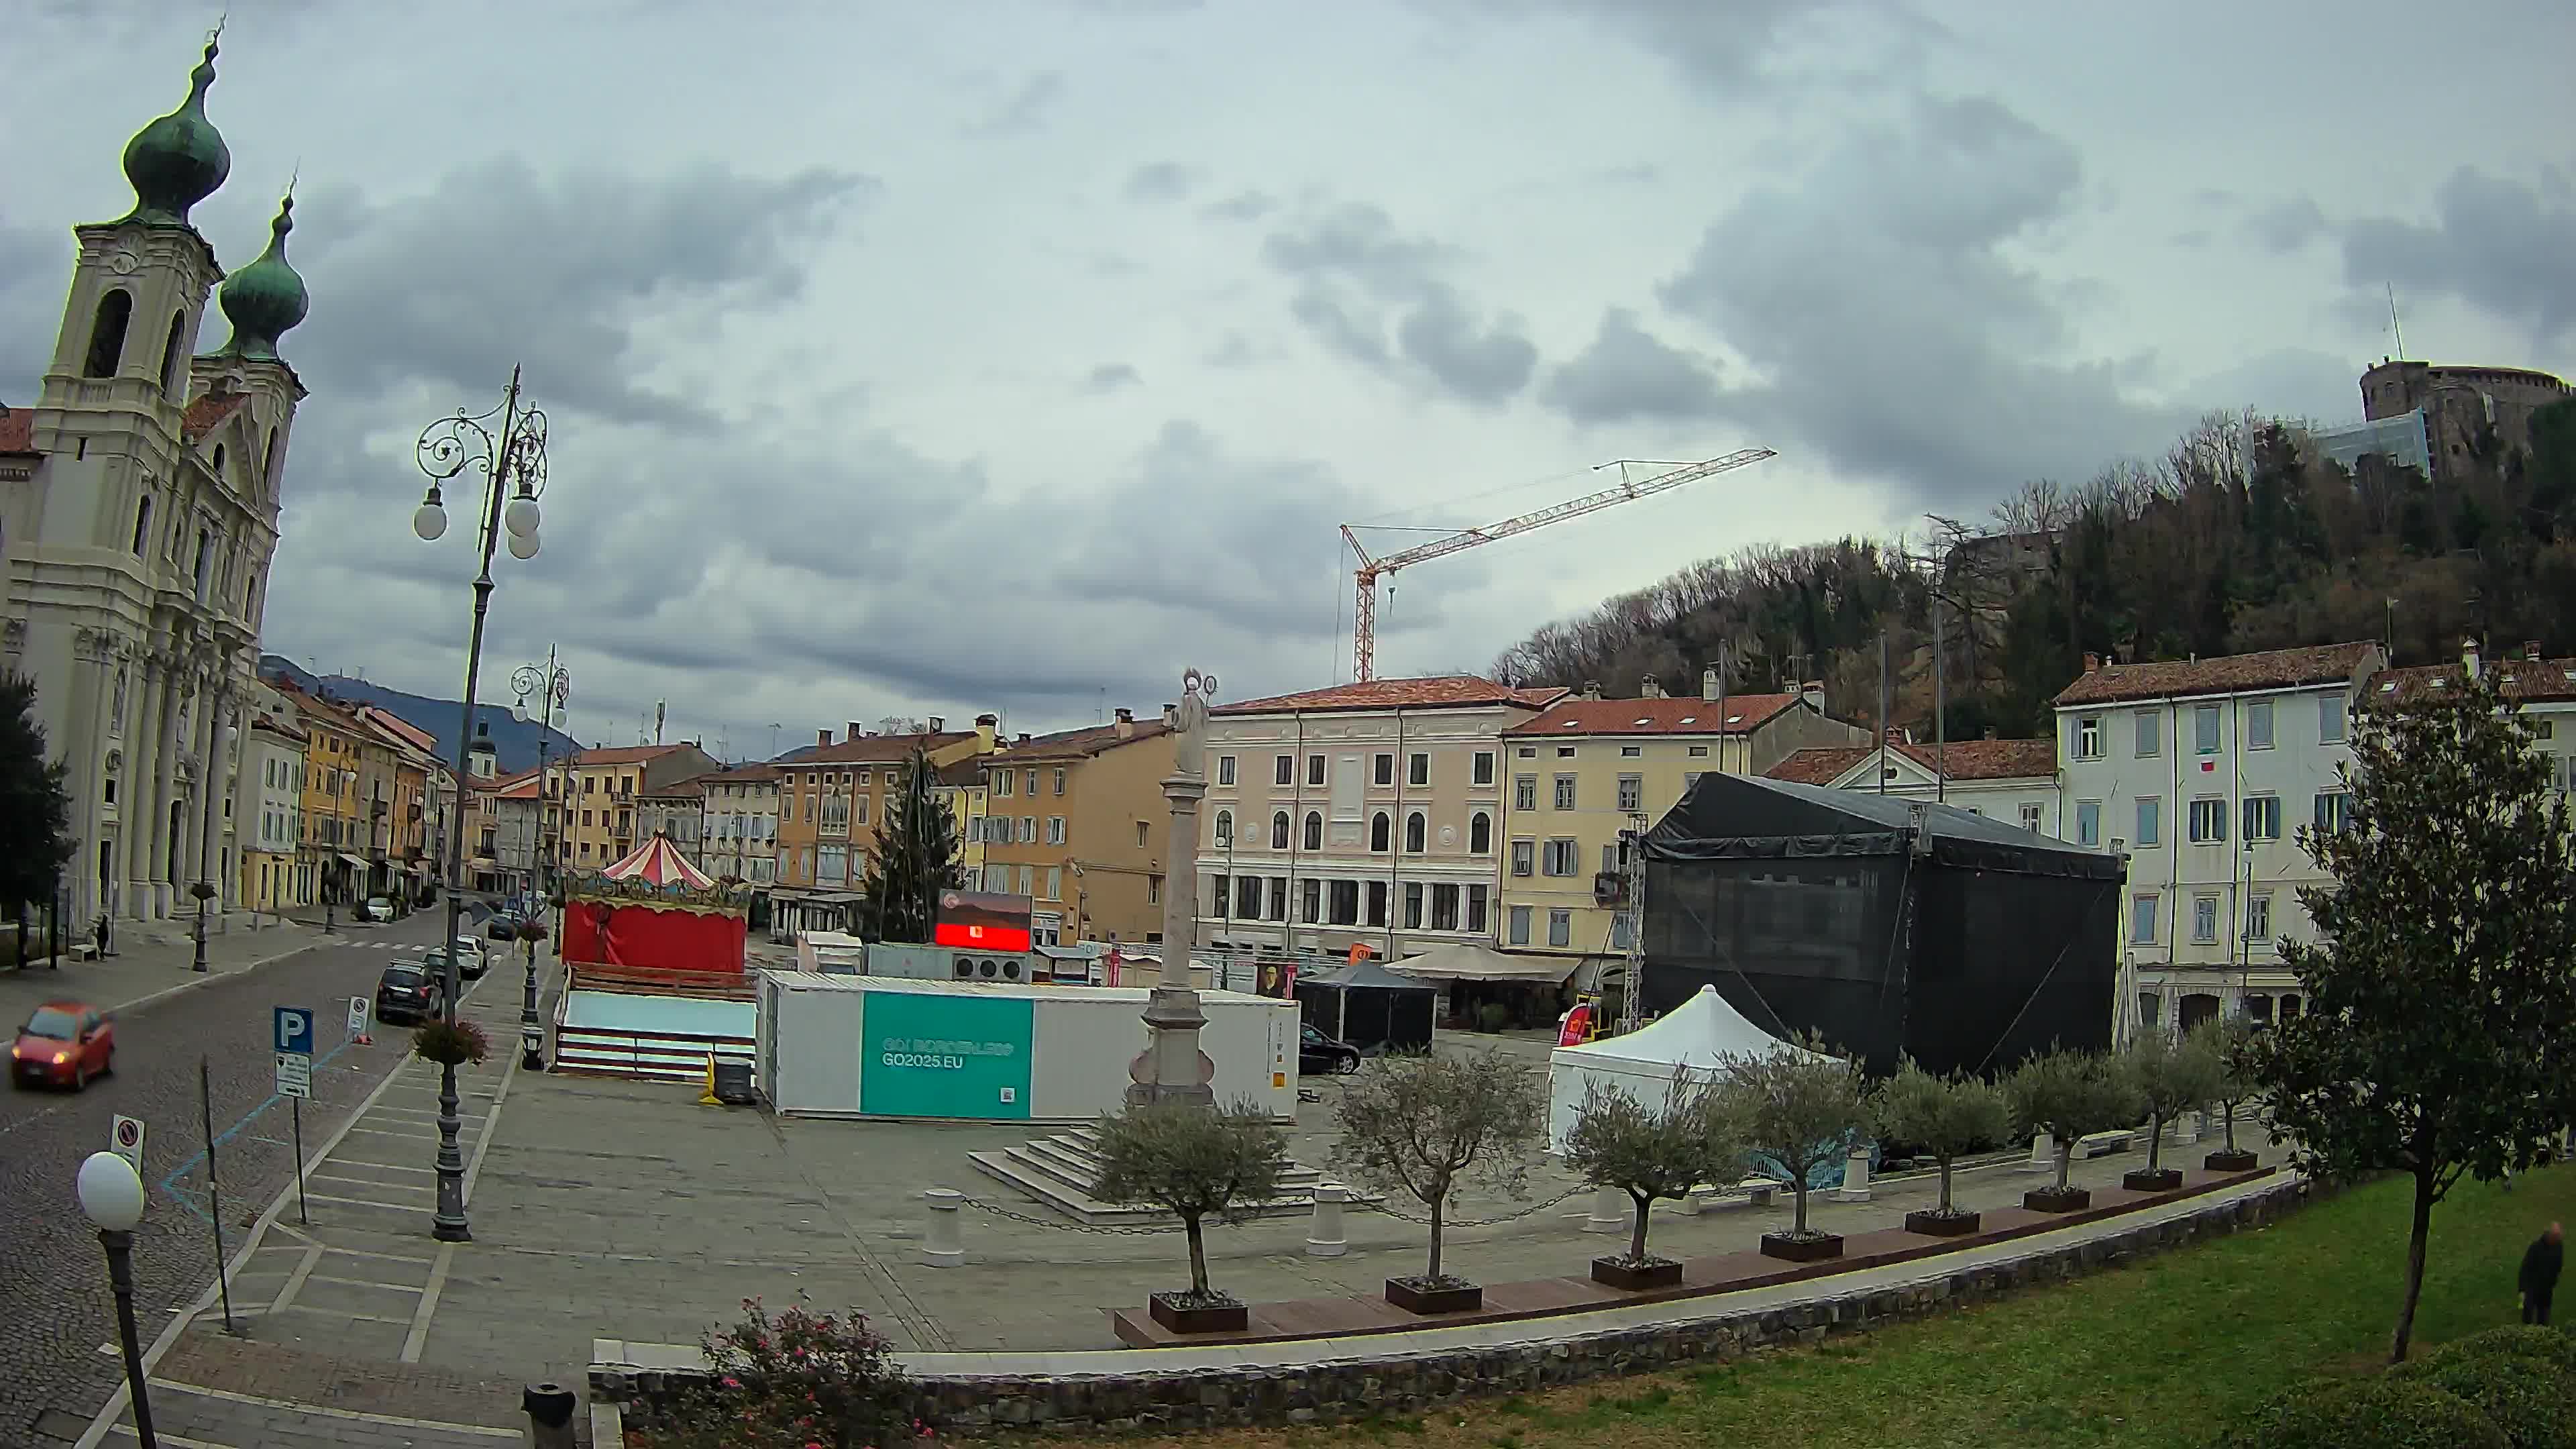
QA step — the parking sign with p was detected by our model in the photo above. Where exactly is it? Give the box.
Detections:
[274,1006,313,1056]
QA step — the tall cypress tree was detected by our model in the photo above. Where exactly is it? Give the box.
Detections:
[861,747,963,943]
[0,672,77,962]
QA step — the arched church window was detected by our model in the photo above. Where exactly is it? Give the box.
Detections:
[85,290,134,378]
[130,495,153,555]
[212,443,226,477]
[158,311,186,395]
[195,527,212,595]
[262,427,279,485]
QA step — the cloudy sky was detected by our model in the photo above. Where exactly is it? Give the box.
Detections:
[6,1,2571,755]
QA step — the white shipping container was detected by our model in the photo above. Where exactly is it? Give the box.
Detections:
[756,971,1298,1122]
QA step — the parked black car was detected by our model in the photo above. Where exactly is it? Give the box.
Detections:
[486,911,524,941]
[1299,1024,1362,1076]
[376,962,443,1025]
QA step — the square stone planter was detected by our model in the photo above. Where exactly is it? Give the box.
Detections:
[2123,1167,2184,1193]
[1384,1277,1483,1315]
[2024,1185,2092,1214]
[1759,1231,1844,1263]
[1904,1208,1981,1237]
[1147,1292,1247,1335]
[1590,1254,1684,1290]
[2204,1148,2259,1172]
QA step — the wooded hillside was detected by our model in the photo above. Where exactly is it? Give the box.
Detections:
[1491,398,2576,741]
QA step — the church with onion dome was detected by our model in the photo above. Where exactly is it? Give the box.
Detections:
[0,28,313,928]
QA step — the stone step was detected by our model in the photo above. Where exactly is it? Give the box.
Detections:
[966,1138,1368,1227]
[1012,1134,1326,1195]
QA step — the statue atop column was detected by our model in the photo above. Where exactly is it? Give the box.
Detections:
[1129,665,1220,1110]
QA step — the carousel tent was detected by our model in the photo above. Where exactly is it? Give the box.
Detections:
[1545,984,1831,1152]
[1296,957,1438,1053]
[561,833,747,976]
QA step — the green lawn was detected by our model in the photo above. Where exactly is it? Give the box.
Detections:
[1072,1165,2574,1449]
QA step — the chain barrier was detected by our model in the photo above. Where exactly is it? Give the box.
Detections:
[1352,1185,1586,1228]
[956,1196,1191,1236]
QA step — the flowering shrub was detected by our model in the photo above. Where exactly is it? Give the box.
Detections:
[653,1299,912,1449]
[411,1018,490,1067]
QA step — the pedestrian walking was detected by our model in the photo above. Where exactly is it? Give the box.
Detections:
[2520,1222,2563,1326]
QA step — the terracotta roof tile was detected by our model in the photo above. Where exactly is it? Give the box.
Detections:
[936,759,989,788]
[180,392,248,443]
[639,777,708,798]
[702,763,783,783]
[1766,737,2057,786]
[249,714,308,744]
[2051,643,2381,707]
[0,405,34,455]
[991,718,1173,760]
[777,732,975,767]
[569,744,692,766]
[1505,694,1802,737]
[1215,675,1566,716]
[2371,657,2576,706]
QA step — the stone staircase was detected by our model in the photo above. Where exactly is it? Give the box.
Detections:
[967,1126,1372,1226]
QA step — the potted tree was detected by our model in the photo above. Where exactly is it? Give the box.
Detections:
[2197,1018,2263,1172]
[2122,1026,2224,1191]
[1091,1099,1290,1334]
[1721,1035,1869,1263]
[1563,1070,1748,1289]
[1332,1049,1545,1313]
[2005,1046,2141,1212]
[1872,1057,2010,1237]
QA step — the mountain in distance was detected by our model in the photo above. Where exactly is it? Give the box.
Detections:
[258,654,580,776]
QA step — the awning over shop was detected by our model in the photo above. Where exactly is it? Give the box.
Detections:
[337,853,369,870]
[1387,943,1577,984]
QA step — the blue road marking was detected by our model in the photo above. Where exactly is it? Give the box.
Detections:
[156,1035,360,1221]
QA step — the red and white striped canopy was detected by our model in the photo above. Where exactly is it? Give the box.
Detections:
[597,834,715,890]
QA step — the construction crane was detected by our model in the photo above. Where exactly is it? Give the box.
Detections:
[1340,448,1777,682]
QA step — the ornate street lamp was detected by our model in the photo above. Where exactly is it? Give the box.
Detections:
[511,651,570,1072]
[78,1150,158,1447]
[411,366,549,1243]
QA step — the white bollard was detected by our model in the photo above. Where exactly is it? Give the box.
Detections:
[2021,1131,2056,1173]
[2174,1110,2199,1147]
[1584,1184,1627,1234]
[1834,1144,1873,1202]
[1305,1183,1349,1257]
[920,1188,965,1268]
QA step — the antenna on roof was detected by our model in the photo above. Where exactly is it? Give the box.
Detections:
[2387,283,2406,360]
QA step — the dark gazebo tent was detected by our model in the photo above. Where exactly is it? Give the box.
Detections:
[1295,957,1438,1053]
[1639,773,2123,1078]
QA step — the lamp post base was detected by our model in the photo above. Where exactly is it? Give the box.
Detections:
[99,1228,158,1448]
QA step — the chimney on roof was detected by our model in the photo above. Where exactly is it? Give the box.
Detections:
[848,720,865,741]
[928,716,945,733]
[2528,641,2544,662]
[1701,667,1720,702]
[1640,675,1665,698]
[1016,733,1031,746]
[1114,706,1134,738]
[2463,637,2481,680]
[818,728,833,749]
[1581,680,1603,701]
[974,713,998,751]
[1984,727,1998,741]
[2084,652,2100,674]
[1799,680,1825,712]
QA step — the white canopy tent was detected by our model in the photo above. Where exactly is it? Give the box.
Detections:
[1545,984,1833,1152]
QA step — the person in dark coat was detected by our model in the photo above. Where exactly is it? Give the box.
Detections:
[2520,1222,2563,1326]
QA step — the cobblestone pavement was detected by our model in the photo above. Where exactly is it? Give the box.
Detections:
[0,908,499,1448]
[91,1336,523,1448]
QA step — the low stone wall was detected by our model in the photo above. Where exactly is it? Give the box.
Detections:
[600,1176,2310,1437]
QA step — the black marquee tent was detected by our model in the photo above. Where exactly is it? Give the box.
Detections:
[1639,772,2122,1078]
[1295,957,1439,1053]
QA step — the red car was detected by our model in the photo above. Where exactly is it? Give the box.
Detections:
[11,1001,114,1090]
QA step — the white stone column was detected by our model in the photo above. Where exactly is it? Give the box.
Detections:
[1835,1144,1873,1202]
[1305,1183,1350,1257]
[198,688,231,909]
[1128,672,1218,1110]
[2021,1131,2056,1173]
[920,1189,965,1268]
[133,659,174,918]
[1585,1185,1627,1233]
[2173,1110,2199,1147]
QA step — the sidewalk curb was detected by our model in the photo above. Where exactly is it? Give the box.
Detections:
[104,936,331,1016]
[70,965,505,1449]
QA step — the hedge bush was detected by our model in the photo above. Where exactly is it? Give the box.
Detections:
[2208,1375,2510,1449]
[2416,1326,2576,1381]
[2396,1346,2576,1449]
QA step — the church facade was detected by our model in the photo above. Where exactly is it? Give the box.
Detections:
[0,32,312,928]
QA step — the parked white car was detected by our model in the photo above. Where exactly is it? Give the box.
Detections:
[450,936,489,979]
[362,896,396,923]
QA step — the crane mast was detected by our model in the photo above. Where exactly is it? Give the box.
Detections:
[1342,447,1777,682]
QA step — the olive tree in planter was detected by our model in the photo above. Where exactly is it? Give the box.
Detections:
[2121,1026,2224,1191]
[1871,1057,2010,1237]
[1562,1070,1748,1289]
[1721,1035,1868,1263]
[2004,1046,2141,1213]
[2196,1018,2262,1172]
[1332,1049,1545,1314]
[1091,1099,1290,1334]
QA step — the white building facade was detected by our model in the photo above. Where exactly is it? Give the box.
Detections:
[240,713,306,912]
[1194,676,1562,963]
[700,763,781,886]
[0,38,309,928]
[2052,642,2384,1038]
[1767,735,2063,836]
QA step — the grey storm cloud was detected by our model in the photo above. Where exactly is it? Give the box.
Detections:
[1124,162,1201,203]
[1455,0,1935,91]
[284,158,871,433]
[1083,362,1144,391]
[1542,307,1723,423]
[2342,167,2576,346]
[1263,202,1535,407]
[1646,92,2183,504]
